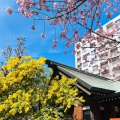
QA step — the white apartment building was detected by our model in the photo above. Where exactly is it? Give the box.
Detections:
[75,15,120,79]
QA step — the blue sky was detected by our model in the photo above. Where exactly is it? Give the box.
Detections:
[0,0,75,67]
[0,0,119,67]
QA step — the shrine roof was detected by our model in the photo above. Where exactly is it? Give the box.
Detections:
[46,59,120,94]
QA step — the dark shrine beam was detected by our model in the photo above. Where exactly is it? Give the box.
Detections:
[74,83,91,95]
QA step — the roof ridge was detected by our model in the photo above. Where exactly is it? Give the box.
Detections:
[46,59,109,80]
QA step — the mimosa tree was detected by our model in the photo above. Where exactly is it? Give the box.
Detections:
[0,55,84,120]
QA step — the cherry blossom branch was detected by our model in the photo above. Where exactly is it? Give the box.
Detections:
[77,21,119,42]
[34,0,87,20]
[90,0,99,34]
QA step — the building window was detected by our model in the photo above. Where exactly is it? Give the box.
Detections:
[116,19,120,24]
[82,42,86,46]
[93,66,98,72]
[117,28,120,34]
[117,37,120,41]
[76,43,81,49]
[92,57,97,64]
[83,53,89,58]
[77,65,80,69]
[77,51,80,56]
[90,42,96,47]
[83,62,88,67]
[82,47,87,53]
[77,58,81,62]
[91,49,96,56]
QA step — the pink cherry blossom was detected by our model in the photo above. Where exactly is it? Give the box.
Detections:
[96,21,100,26]
[95,11,99,16]
[71,40,76,45]
[72,50,76,55]
[82,20,87,26]
[83,57,87,61]
[75,34,80,39]
[18,7,25,14]
[76,44,80,49]
[79,10,84,15]
[16,0,21,5]
[53,39,58,44]
[28,11,34,17]
[107,3,113,9]
[38,5,42,10]
[103,0,109,2]
[87,12,91,18]
[6,8,12,14]
[117,63,120,69]
[7,0,120,65]
[52,44,57,49]
[60,31,67,38]
[106,12,112,18]
[41,33,46,38]
[45,6,50,11]
[59,18,66,24]
[88,0,92,2]
[114,7,118,12]
[67,38,71,41]
[31,26,35,30]
[113,22,119,28]
[52,19,58,25]
[38,0,46,10]
[24,12,30,18]
[41,0,46,4]
[53,2,58,8]
[64,51,67,54]
[68,5,74,11]
[105,52,108,56]
[74,30,78,34]
[65,42,70,48]
[26,5,30,10]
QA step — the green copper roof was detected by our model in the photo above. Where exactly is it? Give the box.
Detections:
[46,59,120,94]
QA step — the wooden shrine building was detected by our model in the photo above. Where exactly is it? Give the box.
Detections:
[46,60,120,120]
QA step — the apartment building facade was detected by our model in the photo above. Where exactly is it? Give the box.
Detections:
[75,15,120,79]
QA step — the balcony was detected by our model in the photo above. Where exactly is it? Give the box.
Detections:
[77,58,81,63]
[77,64,82,70]
[99,51,109,60]
[92,65,99,72]
[82,47,90,55]
[77,51,81,58]
[115,18,120,24]
[75,43,81,50]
